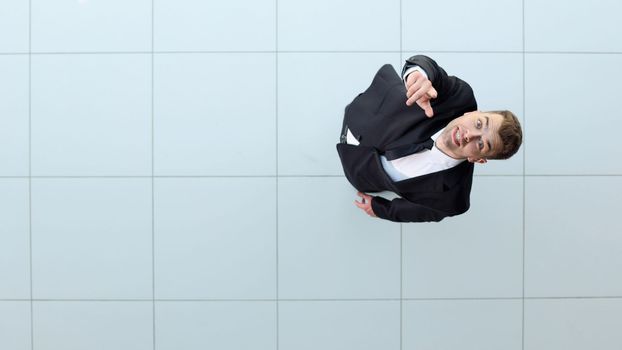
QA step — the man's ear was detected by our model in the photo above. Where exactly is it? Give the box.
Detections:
[467,157,488,164]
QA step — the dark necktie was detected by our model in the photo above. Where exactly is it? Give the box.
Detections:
[383,138,434,161]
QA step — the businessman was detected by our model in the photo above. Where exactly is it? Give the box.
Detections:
[336,55,522,222]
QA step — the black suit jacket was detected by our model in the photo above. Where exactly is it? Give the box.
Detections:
[336,55,478,222]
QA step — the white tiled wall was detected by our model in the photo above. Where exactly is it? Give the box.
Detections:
[279,300,401,350]
[0,55,29,176]
[154,53,276,176]
[31,54,152,176]
[1,1,621,349]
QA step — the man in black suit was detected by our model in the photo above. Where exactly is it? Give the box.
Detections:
[336,55,522,223]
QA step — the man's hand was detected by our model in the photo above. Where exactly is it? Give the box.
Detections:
[354,192,377,218]
[405,71,437,117]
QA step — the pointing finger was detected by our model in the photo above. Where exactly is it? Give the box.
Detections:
[417,99,434,117]
[407,92,426,107]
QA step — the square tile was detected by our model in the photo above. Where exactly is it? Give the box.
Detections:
[0,55,29,176]
[31,54,152,176]
[278,0,400,51]
[403,53,524,175]
[33,301,153,350]
[525,177,622,297]
[525,54,622,175]
[0,0,29,53]
[156,301,276,350]
[279,301,400,350]
[31,179,152,299]
[0,301,31,350]
[154,53,276,176]
[403,177,523,298]
[154,178,276,299]
[526,1,622,52]
[525,299,622,350]
[278,177,400,299]
[0,179,30,299]
[403,0,522,52]
[31,0,151,52]
[278,53,400,176]
[403,299,522,350]
[154,0,275,51]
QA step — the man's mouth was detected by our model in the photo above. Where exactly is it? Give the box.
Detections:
[453,127,461,147]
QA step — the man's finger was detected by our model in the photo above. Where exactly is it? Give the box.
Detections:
[416,99,434,117]
[405,71,422,88]
[407,80,435,105]
[406,81,423,100]
[406,72,428,98]
[356,192,368,204]
[409,84,432,105]
[407,92,427,107]
[428,87,438,99]
[355,200,372,212]
[425,106,434,117]
[406,88,423,105]
[357,191,371,200]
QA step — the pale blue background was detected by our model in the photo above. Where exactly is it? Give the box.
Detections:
[1,0,621,349]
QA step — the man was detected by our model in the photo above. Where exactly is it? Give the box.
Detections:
[336,55,522,222]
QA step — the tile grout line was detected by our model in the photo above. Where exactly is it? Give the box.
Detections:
[3,174,622,180]
[399,2,403,350]
[28,0,34,349]
[400,224,403,350]
[275,1,280,349]
[3,174,622,179]
[3,295,622,302]
[4,295,622,303]
[151,1,156,349]
[522,1,526,349]
[399,0,402,57]
[4,50,622,55]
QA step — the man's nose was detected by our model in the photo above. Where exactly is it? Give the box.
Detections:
[465,129,481,142]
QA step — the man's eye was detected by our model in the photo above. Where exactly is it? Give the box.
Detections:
[476,119,482,128]
[479,140,484,150]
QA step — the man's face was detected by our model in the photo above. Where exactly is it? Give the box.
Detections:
[437,111,503,163]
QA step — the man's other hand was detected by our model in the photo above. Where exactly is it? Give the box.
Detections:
[405,71,437,117]
[354,192,377,218]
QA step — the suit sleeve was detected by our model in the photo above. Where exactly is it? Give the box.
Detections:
[371,196,450,223]
[401,55,452,97]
